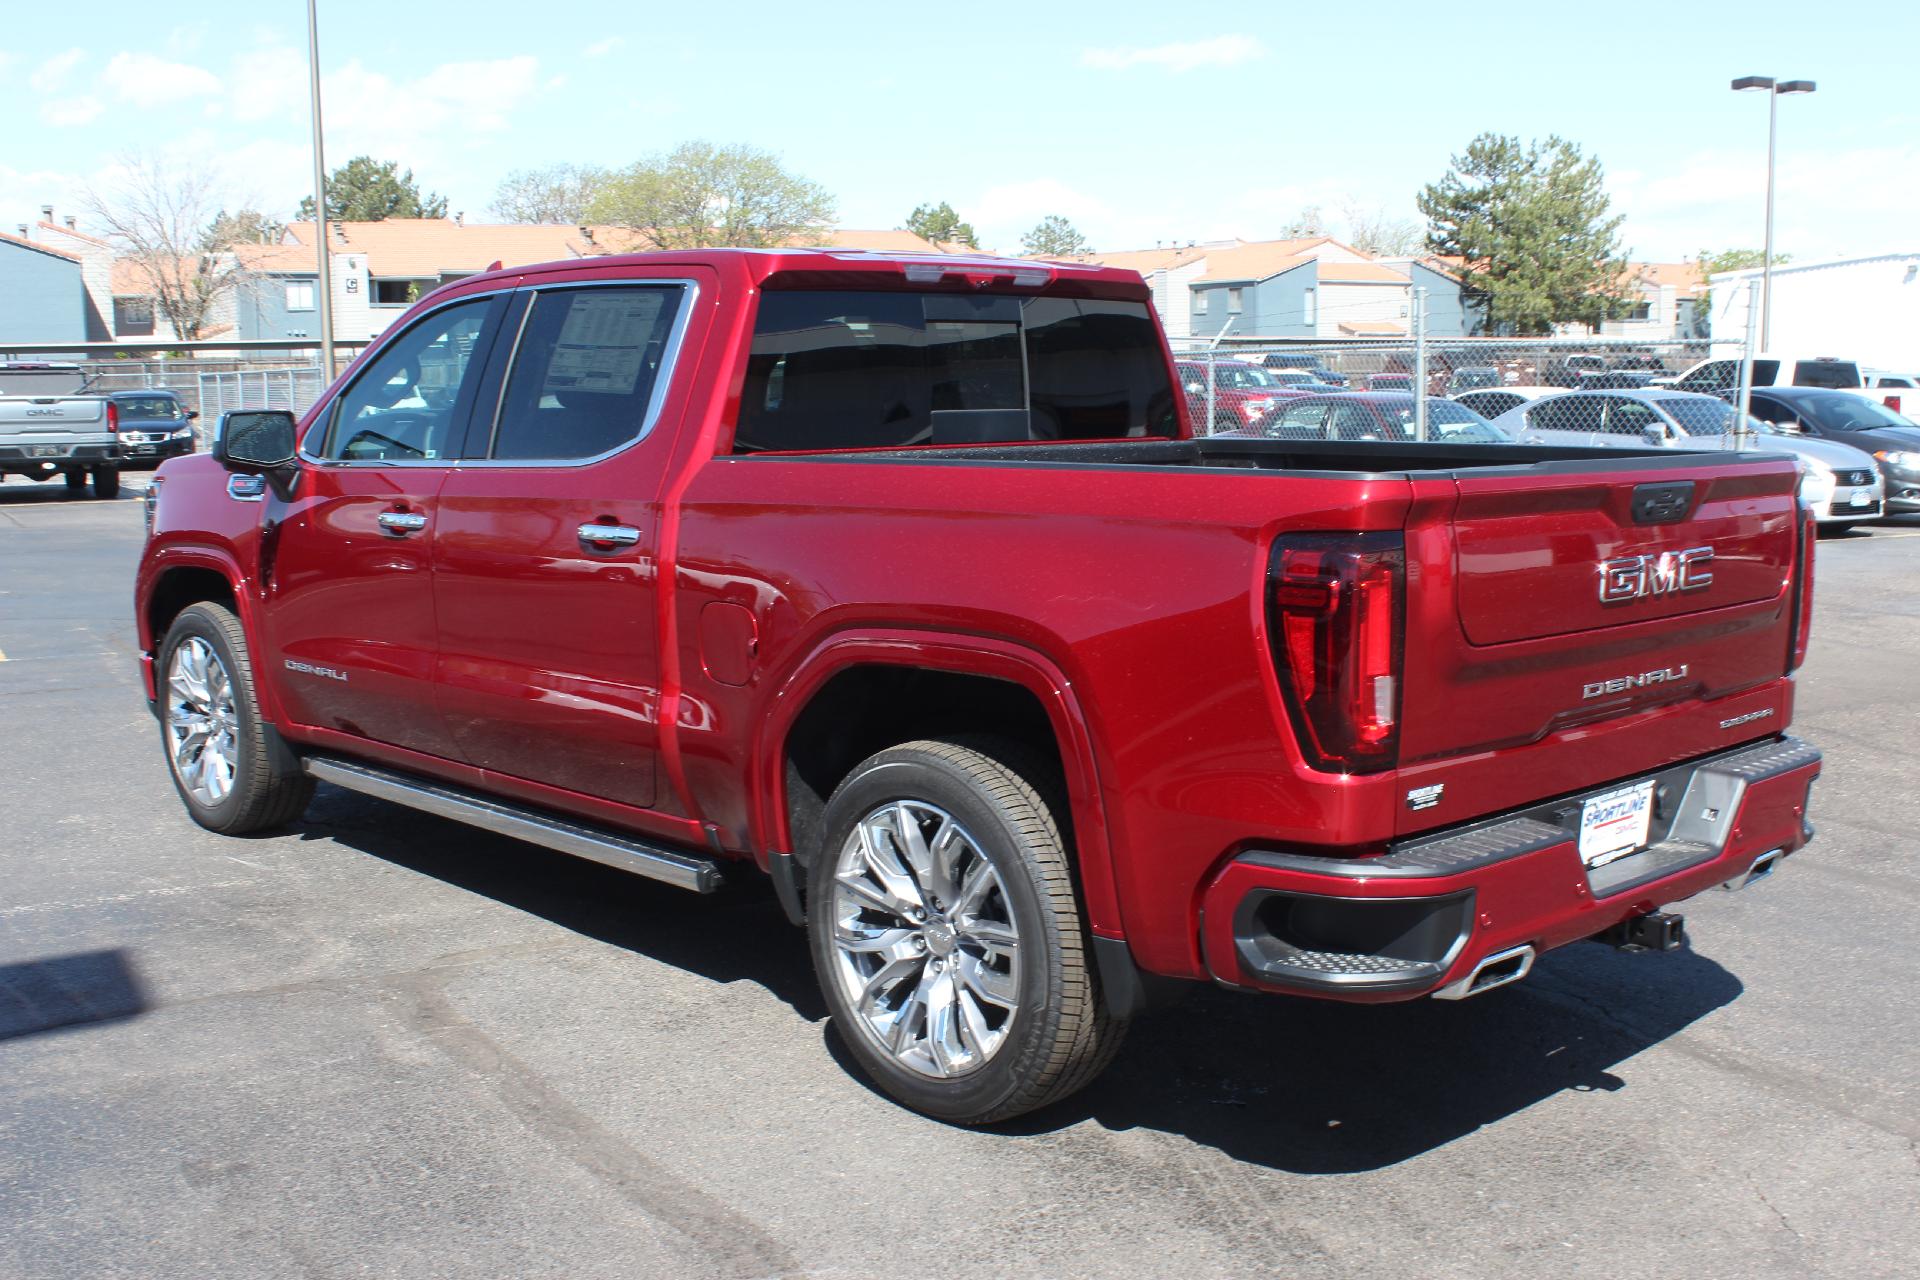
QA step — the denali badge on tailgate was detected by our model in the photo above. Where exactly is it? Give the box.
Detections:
[1599,547,1714,603]
[1584,664,1689,700]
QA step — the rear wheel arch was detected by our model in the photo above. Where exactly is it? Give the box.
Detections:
[759,639,1120,936]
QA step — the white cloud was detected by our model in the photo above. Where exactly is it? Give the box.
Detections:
[29,47,86,93]
[583,36,624,58]
[104,52,222,104]
[323,56,544,142]
[1081,34,1265,74]
[39,96,104,128]
[225,45,309,123]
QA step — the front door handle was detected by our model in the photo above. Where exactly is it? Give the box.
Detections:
[578,523,641,549]
[377,511,428,534]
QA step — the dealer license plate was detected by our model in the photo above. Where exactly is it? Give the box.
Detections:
[28,445,64,458]
[1579,779,1656,869]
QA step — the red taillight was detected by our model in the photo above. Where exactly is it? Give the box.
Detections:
[1790,501,1816,671]
[106,400,119,432]
[1268,532,1404,773]
[1885,394,1902,415]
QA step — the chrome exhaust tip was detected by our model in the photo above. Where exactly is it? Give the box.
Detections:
[1431,944,1536,1001]
[1722,846,1785,892]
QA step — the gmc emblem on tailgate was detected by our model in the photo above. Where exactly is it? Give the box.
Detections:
[1598,547,1714,603]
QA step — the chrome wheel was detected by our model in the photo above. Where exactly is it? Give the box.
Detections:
[165,636,239,808]
[828,800,1021,1079]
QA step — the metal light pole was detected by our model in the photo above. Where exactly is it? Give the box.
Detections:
[306,0,337,381]
[1731,75,1816,352]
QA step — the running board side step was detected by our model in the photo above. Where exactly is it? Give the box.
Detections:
[303,756,725,893]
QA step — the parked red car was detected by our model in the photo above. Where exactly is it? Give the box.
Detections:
[1174,358,1315,432]
[136,248,1821,1123]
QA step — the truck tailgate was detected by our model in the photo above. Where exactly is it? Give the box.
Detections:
[1398,454,1802,765]
[0,398,108,439]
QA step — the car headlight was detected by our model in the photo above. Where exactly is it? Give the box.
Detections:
[1242,398,1274,418]
[169,427,192,439]
[1874,449,1920,468]
[1799,468,1836,501]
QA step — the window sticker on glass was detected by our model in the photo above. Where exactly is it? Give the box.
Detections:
[544,293,666,396]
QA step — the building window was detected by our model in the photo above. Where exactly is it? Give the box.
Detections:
[372,278,426,307]
[1302,288,1316,327]
[1194,289,1210,316]
[114,297,155,336]
[285,281,315,311]
[1227,287,1243,315]
[1622,301,1652,321]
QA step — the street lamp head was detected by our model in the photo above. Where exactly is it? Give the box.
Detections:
[1777,79,1817,95]
[1732,75,1775,91]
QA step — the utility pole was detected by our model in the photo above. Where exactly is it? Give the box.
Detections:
[306,0,337,382]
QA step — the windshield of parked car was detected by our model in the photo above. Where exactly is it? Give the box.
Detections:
[115,396,186,421]
[1375,398,1509,441]
[1795,392,1916,432]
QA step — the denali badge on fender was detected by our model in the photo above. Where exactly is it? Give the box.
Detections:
[1598,547,1714,604]
[1584,664,1689,700]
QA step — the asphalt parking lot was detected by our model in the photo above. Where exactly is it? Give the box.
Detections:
[2,476,1917,1280]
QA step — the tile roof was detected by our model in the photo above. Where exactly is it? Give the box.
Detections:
[0,228,80,262]
[231,242,323,273]
[1630,261,1707,296]
[1194,238,1367,283]
[36,220,112,248]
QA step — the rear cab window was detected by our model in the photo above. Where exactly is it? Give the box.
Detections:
[731,290,1177,452]
[1793,360,1862,389]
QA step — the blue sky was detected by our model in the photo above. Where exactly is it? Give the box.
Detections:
[1,0,1913,262]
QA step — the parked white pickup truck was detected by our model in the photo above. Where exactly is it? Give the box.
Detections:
[0,363,125,498]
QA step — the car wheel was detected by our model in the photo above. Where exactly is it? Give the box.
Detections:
[92,468,121,500]
[158,602,314,834]
[807,737,1125,1124]
[63,470,88,496]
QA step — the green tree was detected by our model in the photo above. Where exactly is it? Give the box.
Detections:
[904,201,978,247]
[490,164,610,224]
[297,156,449,222]
[198,208,284,252]
[1418,133,1626,334]
[1693,247,1789,322]
[585,141,835,249]
[1020,215,1091,258]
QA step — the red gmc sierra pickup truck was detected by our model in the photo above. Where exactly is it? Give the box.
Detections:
[135,248,1822,1123]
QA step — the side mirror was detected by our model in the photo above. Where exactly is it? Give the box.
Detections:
[1641,422,1671,445]
[185,409,200,421]
[214,410,301,498]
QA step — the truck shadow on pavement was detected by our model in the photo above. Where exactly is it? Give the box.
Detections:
[989,943,1744,1173]
[294,785,1741,1174]
[0,948,149,1042]
[292,787,829,1022]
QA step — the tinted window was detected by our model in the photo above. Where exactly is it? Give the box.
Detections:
[1329,403,1390,441]
[116,396,185,421]
[1459,391,1523,418]
[1601,399,1662,436]
[490,286,686,461]
[732,290,1177,452]
[1794,360,1861,389]
[323,299,493,461]
[1271,400,1328,439]
[1529,396,1606,434]
[1664,400,1740,436]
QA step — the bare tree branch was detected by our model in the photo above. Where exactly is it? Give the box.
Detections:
[82,154,259,341]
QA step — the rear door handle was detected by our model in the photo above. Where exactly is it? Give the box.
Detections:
[578,523,641,548]
[377,511,428,534]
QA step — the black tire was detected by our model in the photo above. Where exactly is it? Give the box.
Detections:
[63,470,87,496]
[157,602,314,834]
[92,468,120,500]
[806,737,1125,1124]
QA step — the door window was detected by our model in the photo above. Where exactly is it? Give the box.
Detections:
[1600,398,1662,437]
[320,299,494,461]
[1328,403,1388,440]
[488,286,688,461]
[1528,396,1606,434]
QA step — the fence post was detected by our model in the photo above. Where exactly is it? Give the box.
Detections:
[1204,351,1217,436]
[1735,277,1760,450]
[1412,287,1429,442]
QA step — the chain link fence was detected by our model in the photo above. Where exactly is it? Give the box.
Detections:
[1169,334,1755,442]
[65,355,337,447]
